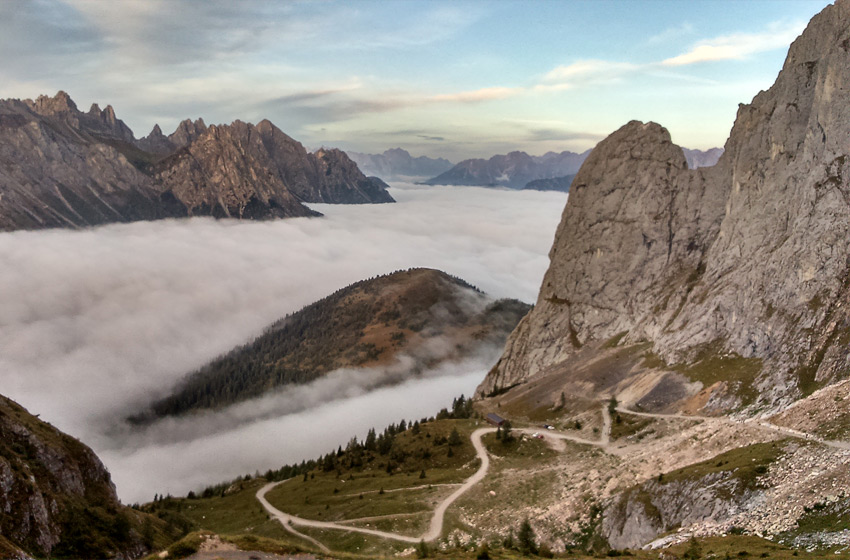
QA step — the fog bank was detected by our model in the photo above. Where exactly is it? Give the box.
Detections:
[0,184,566,502]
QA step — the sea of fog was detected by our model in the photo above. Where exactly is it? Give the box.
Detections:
[0,183,567,502]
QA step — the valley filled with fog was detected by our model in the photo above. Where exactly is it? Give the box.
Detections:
[0,184,566,502]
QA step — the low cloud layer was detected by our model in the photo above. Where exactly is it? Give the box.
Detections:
[103,356,495,503]
[0,184,566,502]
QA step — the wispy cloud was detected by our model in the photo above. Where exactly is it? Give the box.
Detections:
[430,86,522,104]
[525,127,606,143]
[646,22,695,45]
[539,60,639,90]
[662,21,805,66]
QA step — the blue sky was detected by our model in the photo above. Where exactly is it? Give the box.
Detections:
[0,0,831,159]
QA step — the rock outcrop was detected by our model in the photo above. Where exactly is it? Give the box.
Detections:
[0,93,394,231]
[479,0,850,409]
[0,394,158,558]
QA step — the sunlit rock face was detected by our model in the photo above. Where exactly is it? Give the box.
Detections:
[481,0,850,408]
[0,93,394,231]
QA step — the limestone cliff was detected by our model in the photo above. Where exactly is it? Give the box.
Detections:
[479,0,850,409]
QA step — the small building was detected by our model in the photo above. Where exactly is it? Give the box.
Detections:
[486,413,506,427]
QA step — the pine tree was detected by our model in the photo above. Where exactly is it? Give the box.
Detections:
[365,427,377,451]
[517,518,537,555]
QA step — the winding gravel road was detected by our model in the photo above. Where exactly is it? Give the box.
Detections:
[257,427,496,546]
[257,402,844,552]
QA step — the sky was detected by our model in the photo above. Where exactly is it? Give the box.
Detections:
[0,184,567,502]
[0,0,832,160]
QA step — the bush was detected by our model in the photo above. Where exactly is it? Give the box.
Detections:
[167,533,203,559]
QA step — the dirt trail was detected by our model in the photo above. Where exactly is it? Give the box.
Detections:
[519,403,612,449]
[616,407,850,450]
[257,427,496,546]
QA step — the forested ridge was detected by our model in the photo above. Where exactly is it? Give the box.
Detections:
[132,268,529,421]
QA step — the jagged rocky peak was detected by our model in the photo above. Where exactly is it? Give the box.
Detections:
[312,147,395,204]
[480,0,850,409]
[28,90,78,116]
[24,92,136,142]
[137,123,176,154]
[168,116,207,148]
[0,91,394,231]
[154,118,319,220]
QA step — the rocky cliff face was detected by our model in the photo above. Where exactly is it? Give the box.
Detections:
[311,148,394,204]
[154,120,318,219]
[479,0,850,409]
[0,394,154,558]
[424,149,591,189]
[0,94,178,231]
[0,93,393,231]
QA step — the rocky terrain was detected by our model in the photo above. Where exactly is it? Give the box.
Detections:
[346,148,453,181]
[424,149,591,189]
[480,0,850,412]
[0,92,393,231]
[133,268,530,420]
[0,394,169,559]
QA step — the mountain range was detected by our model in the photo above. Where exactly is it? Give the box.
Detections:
[0,92,393,232]
[423,147,723,192]
[423,149,592,190]
[346,148,454,181]
[1,1,850,558]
